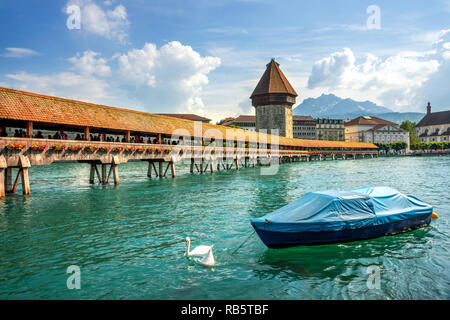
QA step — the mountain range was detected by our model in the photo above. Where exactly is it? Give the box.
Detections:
[293,94,425,124]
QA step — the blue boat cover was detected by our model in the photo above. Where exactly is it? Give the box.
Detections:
[252,187,432,233]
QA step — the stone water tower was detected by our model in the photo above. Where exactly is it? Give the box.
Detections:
[250,59,298,138]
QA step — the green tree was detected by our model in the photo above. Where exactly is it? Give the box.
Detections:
[400,120,419,145]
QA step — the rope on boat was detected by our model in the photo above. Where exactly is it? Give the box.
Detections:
[229,230,256,257]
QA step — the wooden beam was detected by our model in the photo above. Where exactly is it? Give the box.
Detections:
[19,156,31,195]
[147,161,153,178]
[26,121,33,138]
[5,167,12,193]
[125,130,130,143]
[156,133,162,144]
[94,164,101,183]
[84,127,90,141]
[101,164,107,184]
[163,162,170,177]
[89,163,95,184]
[158,161,163,177]
[0,157,6,196]
[21,168,30,195]
[152,162,159,177]
[0,168,4,198]
[12,169,21,194]
[113,164,119,185]
[170,161,176,178]
[106,165,113,184]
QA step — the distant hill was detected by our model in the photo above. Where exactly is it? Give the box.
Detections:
[293,94,425,124]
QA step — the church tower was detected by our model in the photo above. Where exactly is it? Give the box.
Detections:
[250,59,298,138]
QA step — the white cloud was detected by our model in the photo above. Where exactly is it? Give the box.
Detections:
[68,51,111,77]
[118,41,221,114]
[307,47,355,89]
[6,71,110,102]
[5,41,221,117]
[65,0,129,42]
[2,48,38,58]
[307,42,445,111]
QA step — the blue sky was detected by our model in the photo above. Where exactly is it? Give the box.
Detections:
[1,0,449,122]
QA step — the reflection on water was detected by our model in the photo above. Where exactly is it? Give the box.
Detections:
[0,156,449,299]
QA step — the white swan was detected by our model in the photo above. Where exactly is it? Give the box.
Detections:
[199,247,215,267]
[185,237,213,257]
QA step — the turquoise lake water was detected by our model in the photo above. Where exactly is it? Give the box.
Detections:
[0,156,449,299]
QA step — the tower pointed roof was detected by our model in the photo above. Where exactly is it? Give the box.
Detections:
[250,59,298,98]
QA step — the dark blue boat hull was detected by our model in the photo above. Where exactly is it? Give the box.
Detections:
[251,213,431,248]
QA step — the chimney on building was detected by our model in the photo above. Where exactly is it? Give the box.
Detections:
[427,102,431,115]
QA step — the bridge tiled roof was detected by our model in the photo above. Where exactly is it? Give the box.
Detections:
[0,87,376,149]
[156,113,211,122]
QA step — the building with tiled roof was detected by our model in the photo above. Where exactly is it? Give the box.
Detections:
[414,103,450,143]
[156,113,211,123]
[293,116,317,140]
[345,115,409,148]
[251,59,297,138]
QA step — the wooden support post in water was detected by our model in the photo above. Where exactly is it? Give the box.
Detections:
[163,162,170,177]
[113,164,119,185]
[12,169,21,194]
[170,161,176,178]
[19,156,31,195]
[94,164,101,183]
[147,161,153,178]
[190,159,194,174]
[101,164,107,184]
[159,161,163,178]
[0,168,4,198]
[0,157,6,197]
[152,162,159,177]
[106,157,120,185]
[234,158,239,170]
[210,160,214,174]
[89,163,96,184]
[5,167,12,192]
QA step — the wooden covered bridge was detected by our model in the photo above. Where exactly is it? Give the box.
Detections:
[0,87,378,197]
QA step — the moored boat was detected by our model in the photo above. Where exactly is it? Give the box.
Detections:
[251,187,433,248]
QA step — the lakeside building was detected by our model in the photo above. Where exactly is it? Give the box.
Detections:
[156,113,211,123]
[316,118,345,141]
[414,103,450,143]
[293,116,317,139]
[223,115,256,131]
[250,59,297,138]
[345,116,409,148]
